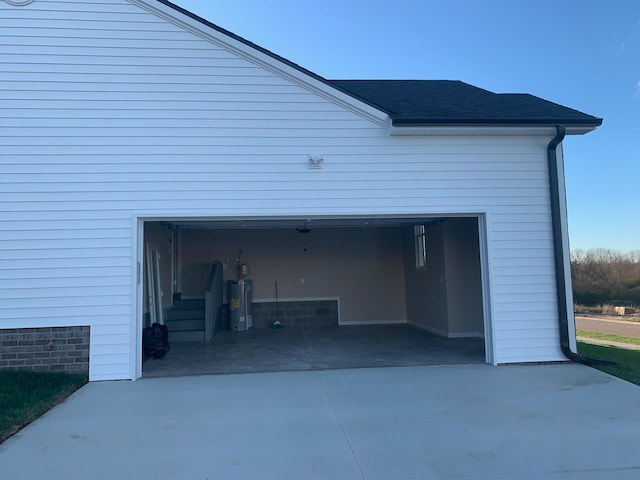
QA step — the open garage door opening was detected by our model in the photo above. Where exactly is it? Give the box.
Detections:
[139,216,489,377]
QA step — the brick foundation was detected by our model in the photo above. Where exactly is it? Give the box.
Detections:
[252,299,339,328]
[0,326,90,375]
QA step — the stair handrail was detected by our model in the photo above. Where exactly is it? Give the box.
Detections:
[204,262,223,341]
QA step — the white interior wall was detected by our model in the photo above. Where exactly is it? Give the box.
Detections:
[404,219,484,337]
[179,226,407,324]
[443,218,484,336]
[403,223,449,335]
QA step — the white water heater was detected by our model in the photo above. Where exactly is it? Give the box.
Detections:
[229,279,253,331]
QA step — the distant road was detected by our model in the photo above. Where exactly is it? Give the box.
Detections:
[575,316,640,338]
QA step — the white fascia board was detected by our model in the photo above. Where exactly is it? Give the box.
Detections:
[564,125,599,135]
[389,125,597,136]
[129,1,390,127]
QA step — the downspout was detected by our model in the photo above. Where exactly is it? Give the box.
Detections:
[547,126,612,366]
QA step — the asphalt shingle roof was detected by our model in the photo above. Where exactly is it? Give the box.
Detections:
[329,80,602,126]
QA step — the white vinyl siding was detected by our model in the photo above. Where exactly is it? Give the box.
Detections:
[0,0,563,379]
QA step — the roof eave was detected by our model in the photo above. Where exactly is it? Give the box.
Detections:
[390,118,602,136]
[389,124,600,137]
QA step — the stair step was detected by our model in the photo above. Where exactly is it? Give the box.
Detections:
[167,319,204,331]
[167,308,205,321]
[169,330,205,342]
[165,297,206,342]
[172,298,205,310]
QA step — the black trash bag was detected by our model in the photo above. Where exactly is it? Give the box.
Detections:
[142,323,170,359]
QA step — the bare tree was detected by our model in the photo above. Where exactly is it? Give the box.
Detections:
[571,248,640,306]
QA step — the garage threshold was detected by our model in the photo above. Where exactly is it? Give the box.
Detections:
[142,324,485,378]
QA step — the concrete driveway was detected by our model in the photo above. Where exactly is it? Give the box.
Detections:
[1,364,639,480]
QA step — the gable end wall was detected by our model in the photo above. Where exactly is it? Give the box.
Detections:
[1,0,563,379]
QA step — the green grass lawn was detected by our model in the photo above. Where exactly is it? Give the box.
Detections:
[0,370,87,444]
[576,330,640,346]
[577,342,640,386]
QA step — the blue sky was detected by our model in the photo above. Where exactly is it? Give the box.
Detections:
[172,0,639,253]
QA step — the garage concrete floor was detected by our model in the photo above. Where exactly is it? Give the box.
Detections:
[143,324,486,377]
[2,364,639,479]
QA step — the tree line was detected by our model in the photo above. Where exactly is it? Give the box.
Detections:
[571,249,640,306]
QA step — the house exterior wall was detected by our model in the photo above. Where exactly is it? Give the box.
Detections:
[178,226,407,325]
[1,0,564,380]
[0,326,90,374]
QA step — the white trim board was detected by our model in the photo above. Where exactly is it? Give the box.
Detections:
[339,319,408,326]
[253,296,339,304]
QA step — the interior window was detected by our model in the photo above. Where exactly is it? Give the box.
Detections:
[414,225,427,270]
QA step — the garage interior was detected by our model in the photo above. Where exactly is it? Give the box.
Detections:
[141,217,487,377]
